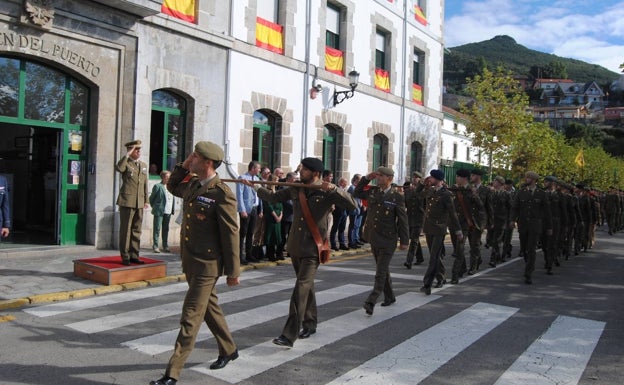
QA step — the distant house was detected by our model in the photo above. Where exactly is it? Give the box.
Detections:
[532,78,605,110]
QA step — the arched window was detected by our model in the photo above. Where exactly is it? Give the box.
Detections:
[410,141,423,175]
[150,90,185,176]
[373,134,388,169]
[322,125,343,177]
[253,109,281,169]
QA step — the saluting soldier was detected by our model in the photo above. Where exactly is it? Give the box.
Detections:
[420,170,463,294]
[510,171,552,284]
[404,171,426,268]
[449,169,482,284]
[355,167,409,315]
[469,169,493,275]
[244,157,355,347]
[488,176,512,267]
[150,142,241,385]
[115,139,149,265]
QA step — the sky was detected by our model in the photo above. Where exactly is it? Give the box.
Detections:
[444,0,624,75]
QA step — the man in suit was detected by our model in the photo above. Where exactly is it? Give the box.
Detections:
[236,161,261,264]
[150,141,240,385]
[115,140,149,265]
[420,170,462,294]
[149,170,175,253]
[510,171,552,284]
[242,157,355,347]
[404,171,425,268]
[354,167,409,315]
[0,174,11,240]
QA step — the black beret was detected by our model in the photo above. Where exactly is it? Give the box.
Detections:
[430,169,445,181]
[300,157,324,173]
[470,168,484,176]
[544,175,557,182]
[505,179,514,185]
[456,169,470,178]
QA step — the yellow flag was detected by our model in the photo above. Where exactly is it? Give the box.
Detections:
[575,149,585,167]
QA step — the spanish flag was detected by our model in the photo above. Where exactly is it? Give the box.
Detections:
[575,149,585,167]
[375,68,390,92]
[256,17,284,54]
[161,0,196,23]
[414,5,428,26]
[412,83,423,105]
[325,46,344,75]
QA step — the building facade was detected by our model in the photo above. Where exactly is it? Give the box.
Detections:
[0,0,444,249]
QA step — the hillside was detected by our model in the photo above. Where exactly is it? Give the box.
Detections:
[444,35,620,92]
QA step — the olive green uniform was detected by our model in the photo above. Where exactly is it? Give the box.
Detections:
[115,155,148,262]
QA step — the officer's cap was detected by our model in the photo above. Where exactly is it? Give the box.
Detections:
[430,169,445,181]
[525,171,539,180]
[377,166,394,177]
[456,169,470,178]
[124,139,142,148]
[194,141,224,161]
[300,157,324,173]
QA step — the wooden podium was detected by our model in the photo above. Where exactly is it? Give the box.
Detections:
[73,256,167,285]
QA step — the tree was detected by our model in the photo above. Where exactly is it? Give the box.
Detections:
[460,67,533,179]
[563,122,608,148]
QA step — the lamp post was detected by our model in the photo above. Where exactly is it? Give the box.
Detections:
[333,70,360,107]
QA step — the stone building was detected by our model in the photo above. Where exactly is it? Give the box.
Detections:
[0,0,444,249]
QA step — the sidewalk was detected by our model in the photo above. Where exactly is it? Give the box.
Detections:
[0,244,371,311]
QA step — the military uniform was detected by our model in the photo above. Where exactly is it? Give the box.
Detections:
[488,185,511,266]
[404,185,425,266]
[115,140,149,263]
[542,179,566,273]
[605,188,620,235]
[354,172,409,308]
[256,171,355,343]
[449,183,482,282]
[162,145,240,381]
[510,181,552,283]
[469,172,493,274]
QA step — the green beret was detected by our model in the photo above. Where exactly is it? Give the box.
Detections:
[124,139,142,148]
[377,166,394,177]
[194,141,224,161]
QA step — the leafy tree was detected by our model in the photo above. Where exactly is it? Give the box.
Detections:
[508,121,559,178]
[563,122,607,148]
[460,67,533,178]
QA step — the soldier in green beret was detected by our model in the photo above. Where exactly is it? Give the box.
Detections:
[150,141,240,385]
[115,140,149,265]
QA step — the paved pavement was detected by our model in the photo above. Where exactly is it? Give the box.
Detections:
[0,244,371,310]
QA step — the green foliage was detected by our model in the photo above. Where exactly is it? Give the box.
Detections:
[563,122,608,148]
[444,35,619,91]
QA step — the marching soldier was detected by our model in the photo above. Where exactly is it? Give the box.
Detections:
[509,171,552,284]
[542,176,566,275]
[488,176,512,267]
[605,186,620,235]
[404,171,426,268]
[469,169,493,275]
[502,179,516,260]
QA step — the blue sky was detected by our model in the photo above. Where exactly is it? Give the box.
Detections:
[444,0,624,74]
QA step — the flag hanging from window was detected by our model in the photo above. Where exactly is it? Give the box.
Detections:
[256,17,284,54]
[575,148,585,167]
[414,5,428,26]
[325,47,344,75]
[375,68,390,92]
[412,83,423,105]
[161,0,196,23]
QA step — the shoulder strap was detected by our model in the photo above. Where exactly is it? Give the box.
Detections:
[299,189,324,249]
[456,189,477,230]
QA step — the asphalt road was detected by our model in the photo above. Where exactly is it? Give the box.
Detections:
[1,230,622,385]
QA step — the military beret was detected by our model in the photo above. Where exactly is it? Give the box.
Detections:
[377,166,394,177]
[525,171,539,180]
[194,141,224,161]
[544,175,557,182]
[456,169,470,178]
[505,179,514,185]
[412,171,423,178]
[300,157,324,173]
[124,139,141,148]
[470,168,485,176]
[575,183,585,189]
[494,176,506,185]
[430,169,445,181]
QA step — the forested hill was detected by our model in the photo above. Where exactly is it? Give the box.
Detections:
[444,35,620,92]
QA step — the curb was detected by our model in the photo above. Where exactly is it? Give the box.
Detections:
[0,247,371,312]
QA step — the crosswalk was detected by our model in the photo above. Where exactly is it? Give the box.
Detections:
[22,265,605,385]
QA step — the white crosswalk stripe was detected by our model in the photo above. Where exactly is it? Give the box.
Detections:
[322,265,421,280]
[192,292,441,383]
[327,302,518,385]
[24,270,272,318]
[123,283,371,355]
[494,315,605,385]
[66,278,298,333]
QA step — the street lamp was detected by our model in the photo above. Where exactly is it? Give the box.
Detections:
[333,70,360,106]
